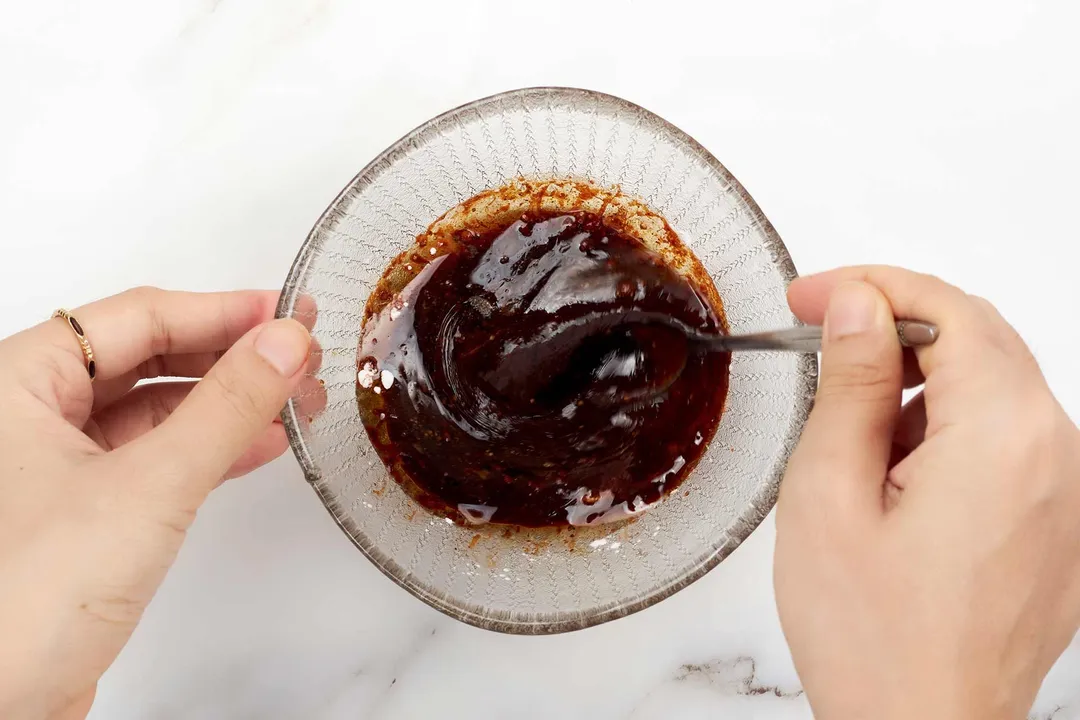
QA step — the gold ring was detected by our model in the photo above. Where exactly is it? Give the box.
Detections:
[53,309,96,381]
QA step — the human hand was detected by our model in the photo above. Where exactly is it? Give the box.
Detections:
[774,267,1080,719]
[0,288,322,720]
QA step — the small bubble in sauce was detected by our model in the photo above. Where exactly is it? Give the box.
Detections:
[357,359,378,389]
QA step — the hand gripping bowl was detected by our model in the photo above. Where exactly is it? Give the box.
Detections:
[276,87,817,634]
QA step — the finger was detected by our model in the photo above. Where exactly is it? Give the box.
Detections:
[86,381,290,476]
[788,280,924,387]
[291,292,319,331]
[787,266,978,376]
[902,348,925,389]
[968,294,1015,335]
[225,423,290,480]
[92,352,223,410]
[89,381,194,449]
[91,337,324,412]
[782,281,903,518]
[39,288,281,382]
[967,294,1036,365]
[119,318,311,503]
[894,391,928,453]
[307,337,323,373]
[887,392,928,472]
[290,372,330,424]
[787,266,969,326]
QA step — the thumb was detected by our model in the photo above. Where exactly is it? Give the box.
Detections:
[124,318,311,501]
[785,281,903,516]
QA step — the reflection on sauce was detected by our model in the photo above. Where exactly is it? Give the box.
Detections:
[357,182,729,528]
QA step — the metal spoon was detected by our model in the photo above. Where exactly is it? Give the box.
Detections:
[485,315,938,406]
[681,320,939,353]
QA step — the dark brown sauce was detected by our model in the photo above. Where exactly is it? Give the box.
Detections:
[357,196,730,528]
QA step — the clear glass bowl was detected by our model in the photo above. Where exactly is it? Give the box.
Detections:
[276,87,817,634]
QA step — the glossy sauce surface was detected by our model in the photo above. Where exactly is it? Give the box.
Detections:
[357,209,730,528]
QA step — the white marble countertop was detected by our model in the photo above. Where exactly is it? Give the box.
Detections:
[3,1,1080,717]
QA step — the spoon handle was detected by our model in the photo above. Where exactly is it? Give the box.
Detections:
[708,320,939,353]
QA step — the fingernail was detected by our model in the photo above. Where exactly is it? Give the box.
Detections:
[254,319,311,376]
[826,281,881,340]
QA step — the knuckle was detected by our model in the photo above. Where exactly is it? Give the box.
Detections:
[889,266,957,296]
[208,365,269,423]
[967,294,1008,331]
[126,285,163,304]
[26,347,94,417]
[965,294,1039,368]
[875,266,968,319]
[920,271,968,301]
[125,286,172,355]
[821,358,896,399]
[910,269,947,288]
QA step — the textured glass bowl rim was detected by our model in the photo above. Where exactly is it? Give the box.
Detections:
[276,87,817,634]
